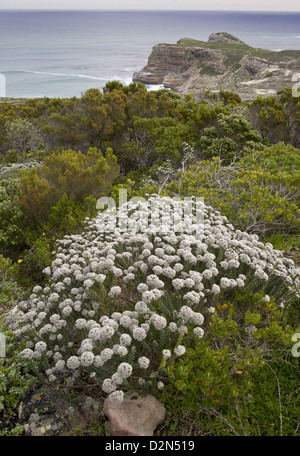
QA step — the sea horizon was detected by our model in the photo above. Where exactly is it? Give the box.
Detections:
[0,9,299,12]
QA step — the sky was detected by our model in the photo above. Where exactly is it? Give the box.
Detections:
[0,0,299,12]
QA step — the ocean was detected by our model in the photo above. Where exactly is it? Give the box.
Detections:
[0,10,300,98]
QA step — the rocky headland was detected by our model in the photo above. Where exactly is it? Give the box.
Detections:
[133,32,300,100]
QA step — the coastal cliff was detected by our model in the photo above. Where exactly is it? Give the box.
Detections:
[133,32,300,99]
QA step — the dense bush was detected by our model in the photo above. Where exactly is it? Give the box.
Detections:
[197,113,266,163]
[0,178,30,257]
[0,255,21,316]
[0,329,41,436]
[165,289,299,435]
[0,84,299,436]
[164,143,300,236]
[249,88,300,148]
[15,197,300,407]
[4,119,45,158]
[17,147,119,225]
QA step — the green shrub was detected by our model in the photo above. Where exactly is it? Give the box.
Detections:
[166,151,300,235]
[165,290,300,436]
[0,329,41,436]
[16,194,98,289]
[17,147,119,225]
[0,255,21,317]
[4,119,45,157]
[198,113,265,163]
[0,178,29,257]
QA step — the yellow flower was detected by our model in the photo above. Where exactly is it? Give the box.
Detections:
[17,259,23,263]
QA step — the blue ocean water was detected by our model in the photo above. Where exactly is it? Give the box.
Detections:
[0,10,300,98]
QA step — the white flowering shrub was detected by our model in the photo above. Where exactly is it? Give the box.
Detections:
[17,196,300,404]
[0,160,42,180]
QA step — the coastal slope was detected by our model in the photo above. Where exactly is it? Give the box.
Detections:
[133,32,300,99]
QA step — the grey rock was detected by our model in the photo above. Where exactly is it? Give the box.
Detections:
[5,300,33,331]
[208,32,246,45]
[104,394,166,436]
[5,304,25,331]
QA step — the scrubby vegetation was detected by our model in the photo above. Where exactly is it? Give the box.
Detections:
[0,82,299,436]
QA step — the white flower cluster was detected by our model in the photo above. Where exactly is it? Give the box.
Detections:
[18,196,300,402]
[0,160,42,179]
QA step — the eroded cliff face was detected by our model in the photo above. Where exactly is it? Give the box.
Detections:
[133,33,300,100]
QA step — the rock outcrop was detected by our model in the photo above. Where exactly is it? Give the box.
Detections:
[133,32,300,100]
[208,32,246,45]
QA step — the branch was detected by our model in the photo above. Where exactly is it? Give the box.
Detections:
[199,405,240,436]
[265,361,283,436]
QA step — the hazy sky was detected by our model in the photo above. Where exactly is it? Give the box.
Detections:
[0,0,299,12]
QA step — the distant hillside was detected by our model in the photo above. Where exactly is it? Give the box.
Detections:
[133,32,300,100]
